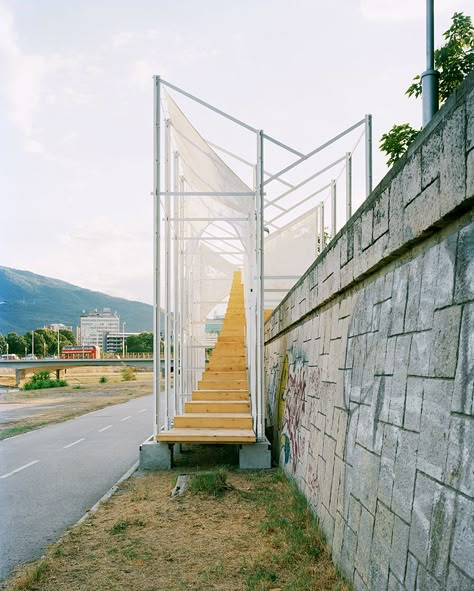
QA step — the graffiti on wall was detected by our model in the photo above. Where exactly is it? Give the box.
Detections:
[268,348,308,473]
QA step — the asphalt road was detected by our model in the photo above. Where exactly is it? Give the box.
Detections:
[0,394,153,582]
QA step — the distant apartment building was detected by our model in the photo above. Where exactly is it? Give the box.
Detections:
[80,308,120,349]
[104,332,137,354]
[44,323,74,333]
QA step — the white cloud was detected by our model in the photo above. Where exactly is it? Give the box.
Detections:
[0,2,55,135]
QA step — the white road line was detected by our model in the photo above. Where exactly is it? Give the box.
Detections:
[1,460,40,479]
[120,416,132,422]
[98,425,113,432]
[137,409,147,414]
[63,438,85,449]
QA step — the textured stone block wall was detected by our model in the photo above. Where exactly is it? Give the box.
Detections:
[264,72,474,591]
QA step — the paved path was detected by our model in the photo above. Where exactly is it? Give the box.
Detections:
[0,395,153,581]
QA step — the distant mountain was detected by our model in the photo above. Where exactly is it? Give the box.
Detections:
[0,266,154,335]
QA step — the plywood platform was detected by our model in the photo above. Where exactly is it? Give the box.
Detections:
[157,428,256,444]
[156,271,256,445]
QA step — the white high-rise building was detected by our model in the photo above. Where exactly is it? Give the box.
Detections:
[80,308,120,349]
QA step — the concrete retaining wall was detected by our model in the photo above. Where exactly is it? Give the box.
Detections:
[264,72,474,591]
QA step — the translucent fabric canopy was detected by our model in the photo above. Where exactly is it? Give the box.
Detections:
[153,77,372,442]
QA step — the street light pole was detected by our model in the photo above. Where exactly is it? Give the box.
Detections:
[32,330,35,357]
[57,327,60,357]
[122,322,126,358]
[422,0,439,126]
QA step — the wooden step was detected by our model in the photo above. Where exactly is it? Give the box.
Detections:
[213,346,245,351]
[185,400,250,413]
[197,379,247,390]
[202,371,247,381]
[211,347,245,354]
[211,346,245,352]
[192,390,249,401]
[156,428,255,444]
[217,336,245,343]
[220,331,245,336]
[207,363,247,372]
[174,413,253,429]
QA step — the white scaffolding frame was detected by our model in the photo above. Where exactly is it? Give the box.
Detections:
[152,76,372,442]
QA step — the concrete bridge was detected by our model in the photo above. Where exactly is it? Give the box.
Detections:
[0,358,157,387]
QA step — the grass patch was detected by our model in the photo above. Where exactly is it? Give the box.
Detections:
[240,471,349,591]
[99,376,108,384]
[4,468,350,591]
[8,560,48,590]
[0,422,50,440]
[109,519,146,535]
[189,469,233,497]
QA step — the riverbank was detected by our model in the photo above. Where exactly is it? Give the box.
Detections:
[0,373,152,440]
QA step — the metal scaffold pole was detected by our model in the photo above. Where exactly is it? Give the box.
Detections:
[256,130,265,441]
[345,152,352,221]
[179,176,185,406]
[331,180,337,238]
[365,114,373,197]
[319,202,325,251]
[164,119,171,428]
[173,151,180,416]
[315,206,320,255]
[152,76,161,436]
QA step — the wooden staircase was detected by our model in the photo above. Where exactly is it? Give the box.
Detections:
[156,271,256,445]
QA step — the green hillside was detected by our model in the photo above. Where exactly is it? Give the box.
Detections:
[0,266,154,335]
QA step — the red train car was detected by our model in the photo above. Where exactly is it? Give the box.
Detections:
[61,345,100,359]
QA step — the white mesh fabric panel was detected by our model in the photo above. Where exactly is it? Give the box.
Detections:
[264,207,319,306]
[198,244,237,321]
[166,93,254,240]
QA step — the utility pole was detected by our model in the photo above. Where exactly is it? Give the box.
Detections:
[421,0,439,126]
[122,322,126,357]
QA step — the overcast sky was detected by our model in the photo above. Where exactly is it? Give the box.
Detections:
[1,0,471,304]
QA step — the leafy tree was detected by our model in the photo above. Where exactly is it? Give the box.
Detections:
[126,332,154,353]
[380,12,473,166]
[406,13,474,102]
[59,329,76,345]
[6,333,27,356]
[0,334,7,355]
[25,331,46,357]
[380,124,421,167]
[34,329,57,357]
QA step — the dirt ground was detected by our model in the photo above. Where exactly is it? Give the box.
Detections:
[0,369,152,439]
[3,446,350,591]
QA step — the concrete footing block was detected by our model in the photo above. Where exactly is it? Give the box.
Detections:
[239,438,272,469]
[139,436,173,470]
